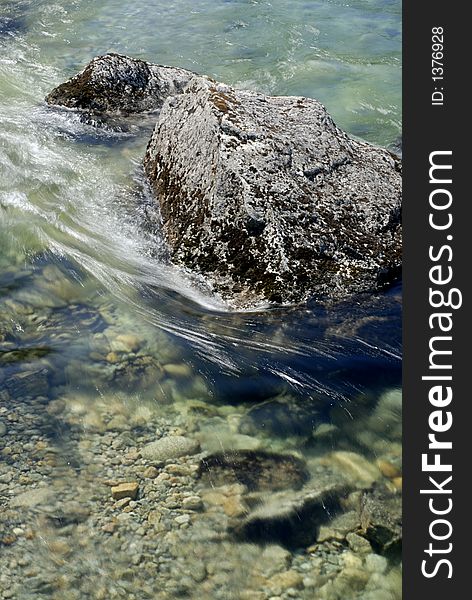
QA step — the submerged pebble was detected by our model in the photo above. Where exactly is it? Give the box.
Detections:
[141,436,200,462]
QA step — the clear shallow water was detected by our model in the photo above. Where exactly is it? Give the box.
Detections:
[1,1,402,599]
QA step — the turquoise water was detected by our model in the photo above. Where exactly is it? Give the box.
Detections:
[1,2,402,599]
[3,0,401,145]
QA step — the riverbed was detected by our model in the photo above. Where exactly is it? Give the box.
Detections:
[1,1,402,599]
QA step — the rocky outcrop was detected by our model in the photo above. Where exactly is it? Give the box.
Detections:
[144,77,402,307]
[46,53,197,115]
[47,55,402,307]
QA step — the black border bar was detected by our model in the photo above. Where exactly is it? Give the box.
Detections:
[403,2,469,596]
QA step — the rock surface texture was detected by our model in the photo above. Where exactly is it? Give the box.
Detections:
[144,77,402,306]
[46,53,196,114]
[47,56,402,307]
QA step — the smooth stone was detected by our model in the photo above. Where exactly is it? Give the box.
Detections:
[202,484,247,518]
[376,459,402,479]
[320,451,381,487]
[111,333,141,353]
[174,514,190,525]
[197,430,262,453]
[106,352,120,363]
[0,421,6,437]
[106,415,130,432]
[336,567,369,592]
[162,363,192,378]
[317,510,360,543]
[141,436,200,462]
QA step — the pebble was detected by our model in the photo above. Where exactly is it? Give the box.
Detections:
[174,514,190,525]
[111,482,139,501]
[321,451,381,487]
[147,510,162,525]
[376,459,402,479]
[143,466,159,479]
[392,476,403,491]
[105,352,119,363]
[182,496,204,511]
[0,421,7,437]
[268,570,304,592]
[346,532,372,554]
[114,498,131,509]
[101,522,117,534]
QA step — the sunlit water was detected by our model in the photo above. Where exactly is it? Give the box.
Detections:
[1,1,402,599]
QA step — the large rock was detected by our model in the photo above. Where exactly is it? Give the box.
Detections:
[144,77,402,307]
[46,53,196,115]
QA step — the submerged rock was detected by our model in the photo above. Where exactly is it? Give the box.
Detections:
[359,484,402,560]
[240,395,323,437]
[46,53,196,115]
[144,76,402,307]
[198,449,309,491]
[141,435,200,462]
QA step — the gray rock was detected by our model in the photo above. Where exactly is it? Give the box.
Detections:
[346,532,373,554]
[359,484,402,559]
[46,53,197,115]
[0,420,6,437]
[141,435,200,462]
[144,76,402,307]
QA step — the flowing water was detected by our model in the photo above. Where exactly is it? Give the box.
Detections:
[0,1,402,599]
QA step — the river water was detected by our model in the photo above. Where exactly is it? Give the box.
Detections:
[0,1,402,599]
